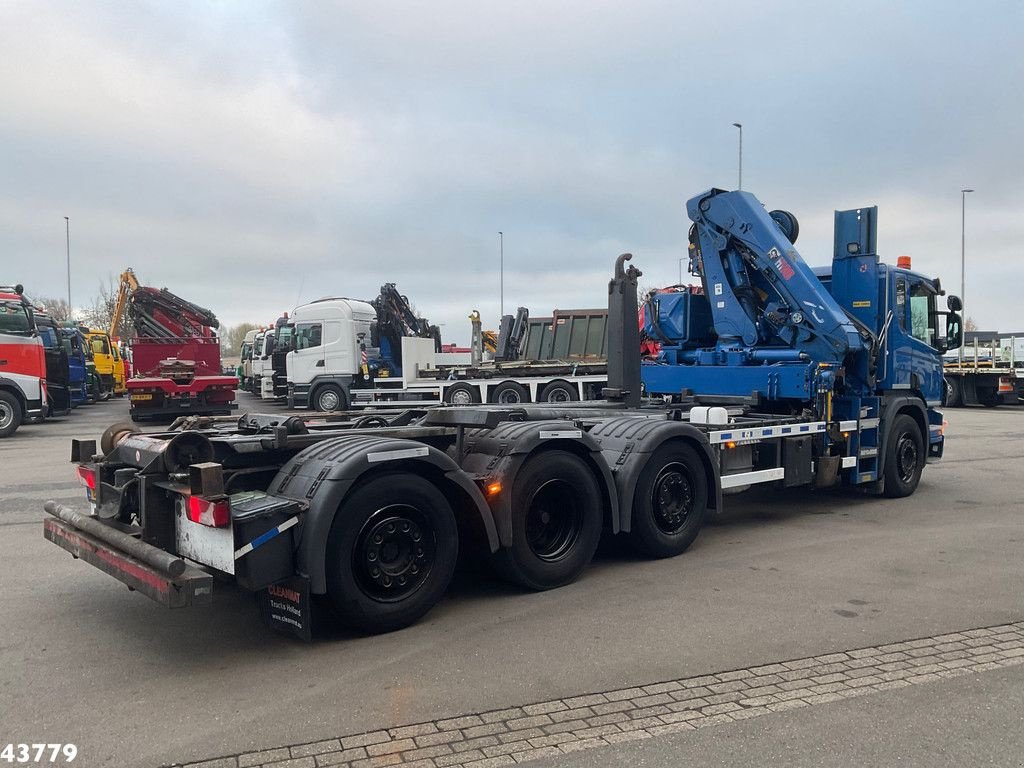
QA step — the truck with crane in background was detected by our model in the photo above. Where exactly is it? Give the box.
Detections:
[43,187,962,639]
[107,268,238,421]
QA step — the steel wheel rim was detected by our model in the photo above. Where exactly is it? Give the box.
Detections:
[319,390,340,411]
[525,479,582,562]
[353,505,435,602]
[0,402,13,430]
[450,388,473,405]
[651,462,693,534]
[497,389,522,404]
[546,387,571,403]
[896,434,919,483]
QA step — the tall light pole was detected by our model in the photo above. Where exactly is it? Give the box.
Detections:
[678,257,684,285]
[732,122,743,190]
[498,231,504,317]
[64,216,71,310]
[960,188,974,362]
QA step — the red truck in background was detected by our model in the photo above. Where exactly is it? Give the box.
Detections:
[112,271,237,422]
[0,284,47,437]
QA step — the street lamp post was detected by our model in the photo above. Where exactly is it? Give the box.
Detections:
[732,122,743,190]
[64,216,71,310]
[960,188,974,363]
[678,257,684,286]
[498,231,504,318]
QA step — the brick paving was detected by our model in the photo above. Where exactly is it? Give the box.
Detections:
[170,621,1024,768]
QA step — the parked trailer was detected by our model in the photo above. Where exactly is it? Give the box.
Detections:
[943,333,1023,407]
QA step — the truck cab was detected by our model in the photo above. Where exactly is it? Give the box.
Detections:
[0,286,47,437]
[33,312,71,415]
[286,297,375,411]
[83,329,117,399]
[239,329,258,392]
[251,328,275,397]
[59,327,89,407]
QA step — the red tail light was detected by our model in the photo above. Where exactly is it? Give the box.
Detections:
[999,377,1013,394]
[186,495,231,527]
[75,465,97,491]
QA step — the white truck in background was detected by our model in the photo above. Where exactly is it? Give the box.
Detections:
[285,297,609,412]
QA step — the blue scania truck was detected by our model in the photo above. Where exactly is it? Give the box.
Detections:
[43,188,962,638]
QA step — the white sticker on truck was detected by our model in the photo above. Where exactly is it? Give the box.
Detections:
[367,447,430,463]
[538,430,583,439]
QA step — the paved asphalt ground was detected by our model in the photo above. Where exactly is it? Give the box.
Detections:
[1,397,1022,767]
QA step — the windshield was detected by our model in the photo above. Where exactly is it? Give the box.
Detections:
[276,325,293,351]
[0,300,32,335]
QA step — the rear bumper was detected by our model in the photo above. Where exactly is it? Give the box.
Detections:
[43,517,213,607]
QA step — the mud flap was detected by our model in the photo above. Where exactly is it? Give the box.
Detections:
[258,575,313,641]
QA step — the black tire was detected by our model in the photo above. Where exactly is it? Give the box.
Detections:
[443,382,481,405]
[494,450,603,590]
[882,414,924,498]
[944,376,963,407]
[629,442,709,558]
[541,380,579,403]
[490,381,530,404]
[325,473,458,633]
[313,384,347,412]
[0,391,22,439]
[100,421,139,455]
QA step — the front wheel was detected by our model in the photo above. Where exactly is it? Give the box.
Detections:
[325,473,458,633]
[629,442,708,558]
[0,391,23,438]
[882,414,924,498]
[313,384,347,412]
[493,450,603,590]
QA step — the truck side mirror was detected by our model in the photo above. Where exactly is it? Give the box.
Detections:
[945,312,963,351]
[947,295,962,312]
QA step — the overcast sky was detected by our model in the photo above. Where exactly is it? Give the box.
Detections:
[2,0,1021,343]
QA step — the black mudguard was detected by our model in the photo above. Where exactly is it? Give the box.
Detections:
[587,417,720,532]
[269,435,499,594]
[459,419,619,546]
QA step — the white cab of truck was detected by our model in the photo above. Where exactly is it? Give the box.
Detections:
[286,297,376,411]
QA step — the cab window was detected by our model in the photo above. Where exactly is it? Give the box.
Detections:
[0,301,31,335]
[909,282,934,347]
[295,322,323,350]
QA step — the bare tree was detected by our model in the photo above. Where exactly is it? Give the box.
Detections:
[78,275,130,337]
[221,322,260,357]
[964,316,978,332]
[29,296,73,322]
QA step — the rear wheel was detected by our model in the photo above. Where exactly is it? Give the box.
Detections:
[629,442,708,558]
[325,473,458,633]
[313,384,347,412]
[541,380,579,403]
[443,382,481,405]
[0,391,22,438]
[882,414,924,498]
[490,381,529,404]
[494,450,603,590]
[977,389,1000,408]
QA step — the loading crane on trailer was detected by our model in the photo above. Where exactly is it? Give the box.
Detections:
[44,187,960,641]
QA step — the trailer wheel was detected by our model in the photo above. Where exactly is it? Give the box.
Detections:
[882,414,924,498]
[444,382,480,405]
[0,391,22,438]
[490,381,530,404]
[325,473,458,633]
[313,384,347,412]
[629,442,708,558]
[494,450,602,590]
[944,376,963,407]
[541,380,579,403]
[978,389,1000,408]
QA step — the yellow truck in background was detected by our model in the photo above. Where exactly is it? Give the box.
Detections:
[83,329,126,398]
